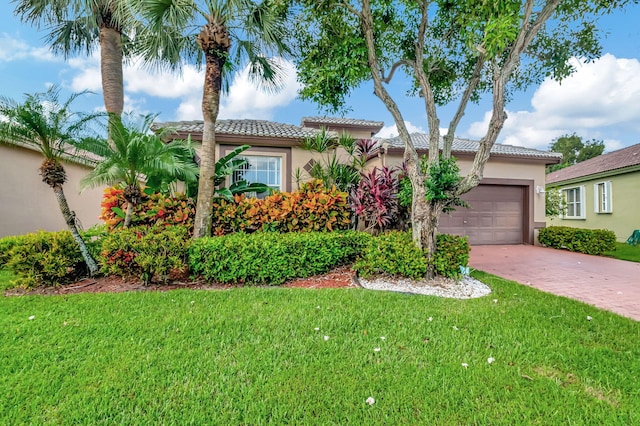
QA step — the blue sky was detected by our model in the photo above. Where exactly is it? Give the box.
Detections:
[1,2,639,152]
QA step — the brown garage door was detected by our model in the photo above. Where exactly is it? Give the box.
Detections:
[439,185,524,245]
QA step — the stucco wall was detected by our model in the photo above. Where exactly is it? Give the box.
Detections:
[380,152,548,225]
[549,170,640,242]
[1,144,104,237]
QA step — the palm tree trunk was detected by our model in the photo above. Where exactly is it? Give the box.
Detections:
[52,184,99,276]
[124,201,134,228]
[193,51,226,238]
[100,25,124,140]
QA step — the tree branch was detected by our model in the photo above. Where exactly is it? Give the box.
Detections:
[459,0,561,194]
[443,49,486,158]
[412,0,441,163]
[381,60,412,83]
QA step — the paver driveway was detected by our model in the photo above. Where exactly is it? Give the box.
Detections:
[469,245,640,321]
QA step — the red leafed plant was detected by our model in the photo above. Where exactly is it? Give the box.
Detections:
[349,166,399,234]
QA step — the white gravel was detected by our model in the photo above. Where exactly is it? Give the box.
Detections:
[357,275,491,299]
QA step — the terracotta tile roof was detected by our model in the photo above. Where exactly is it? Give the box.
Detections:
[1,139,99,167]
[301,116,384,129]
[546,143,640,184]
[152,119,327,140]
[379,133,562,161]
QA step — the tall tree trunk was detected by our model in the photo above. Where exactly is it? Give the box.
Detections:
[193,52,226,238]
[100,25,124,140]
[360,0,435,276]
[52,184,99,276]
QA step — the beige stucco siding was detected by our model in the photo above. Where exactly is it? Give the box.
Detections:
[549,170,640,242]
[1,144,104,237]
[380,152,548,224]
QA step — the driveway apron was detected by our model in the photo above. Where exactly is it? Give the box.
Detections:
[469,245,640,321]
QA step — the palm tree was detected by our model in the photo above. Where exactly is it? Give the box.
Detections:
[79,114,199,227]
[12,0,139,136]
[0,86,100,275]
[138,0,289,238]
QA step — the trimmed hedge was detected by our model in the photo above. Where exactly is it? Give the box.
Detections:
[538,226,616,255]
[0,235,23,267]
[100,226,190,284]
[3,231,86,287]
[189,231,371,285]
[353,231,470,279]
[433,234,470,279]
[354,231,428,279]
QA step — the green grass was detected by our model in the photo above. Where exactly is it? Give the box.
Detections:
[1,271,639,425]
[604,242,640,262]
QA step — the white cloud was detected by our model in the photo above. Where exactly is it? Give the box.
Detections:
[217,59,301,120]
[66,53,300,121]
[463,54,640,151]
[0,33,56,63]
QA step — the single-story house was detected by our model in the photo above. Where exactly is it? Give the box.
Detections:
[2,115,562,244]
[546,143,640,242]
[156,117,562,245]
[0,140,105,238]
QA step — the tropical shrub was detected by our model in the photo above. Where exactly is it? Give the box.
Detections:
[432,234,471,279]
[211,180,352,235]
[539,226,616,255]
[350,166,400,234]
[354,232,470,280]
[0,235,23,267]
[100,187,196,232]
[354,231,428,279]
[190,231,370,285]
[100,226,191,284]
[3,231,85,287]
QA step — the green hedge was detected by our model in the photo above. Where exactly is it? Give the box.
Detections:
[353,232,470,280]
[0,235,23,267]
[189,231,371,285]
[100,226,191,284]
[433,234,471,279]
[538,226,616,255]
[3,231,86,287]
[354,231,428,279]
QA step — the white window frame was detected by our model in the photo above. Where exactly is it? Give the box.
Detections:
[232,154,283,191]
[593,181,613,213]
[562,185,586,219]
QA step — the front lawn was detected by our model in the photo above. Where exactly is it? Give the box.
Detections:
[604,242,640,262]
[1,272,638,424]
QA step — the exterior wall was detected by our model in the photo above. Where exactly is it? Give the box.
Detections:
[0,144,104,237]
[380,152,548,225]
[549,170,640,242]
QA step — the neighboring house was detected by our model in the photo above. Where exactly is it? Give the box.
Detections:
[0,140,104,238]
[546,143,640,242]
[156,118,562,245]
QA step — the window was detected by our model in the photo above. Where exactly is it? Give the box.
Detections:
[562,186,585,219]
[594,181,613,213]
[232,154,282,191]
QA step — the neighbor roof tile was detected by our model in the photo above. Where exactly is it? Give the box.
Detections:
[546,143,640,184]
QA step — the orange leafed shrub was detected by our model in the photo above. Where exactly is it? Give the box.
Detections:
[100,187,195,232]
[212,180,352,235]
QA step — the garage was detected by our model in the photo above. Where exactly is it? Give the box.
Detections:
[438,184,526,245]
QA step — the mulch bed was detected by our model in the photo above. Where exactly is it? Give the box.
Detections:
[4,265,357,296]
